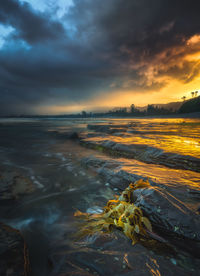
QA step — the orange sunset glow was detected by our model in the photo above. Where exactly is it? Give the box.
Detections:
[34,33,200,115]
[0,0,200,116]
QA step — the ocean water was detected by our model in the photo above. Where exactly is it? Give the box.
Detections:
[0,117,200,275]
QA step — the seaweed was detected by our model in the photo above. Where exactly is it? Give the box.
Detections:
[74,179,152,245]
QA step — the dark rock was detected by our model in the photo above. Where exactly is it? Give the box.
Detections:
[87,124,128,135]
[87,124,111,133]
[48,131,80,140]
[0,223,30,276]
[81,156,145,191]
[122,244,200,276]
[67,132,79,140]
[0,167,35,203]
[81,138,200,173]
[133,186,200,242]
[82,156,200,244]
[52,231,200,276]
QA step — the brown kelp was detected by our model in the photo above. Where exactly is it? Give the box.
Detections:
[74,179,152,245]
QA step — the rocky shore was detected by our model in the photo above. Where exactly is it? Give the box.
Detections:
[0,118,199,275]
[77,123,200,253]
[81,124,200,173]
[0,223,30,276]
[0,165,33,276]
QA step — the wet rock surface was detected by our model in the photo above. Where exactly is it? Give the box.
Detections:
[81,137,200,173]
[81,156,136,190]
[0,166,35,203]
[0,222,30,276]
[133,186,200,243]
[81,155,200,201]
[0,118,200,275]
[81,155,200,245]
[82,121,200,172]
[52,231,200,276]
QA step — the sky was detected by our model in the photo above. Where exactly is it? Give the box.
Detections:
[0,0,200,115]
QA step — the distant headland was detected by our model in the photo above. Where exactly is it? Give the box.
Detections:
[1,95,200,119]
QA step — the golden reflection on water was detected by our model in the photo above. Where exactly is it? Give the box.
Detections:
[88,118,200,158]
[112,135,200,158]
[117,158,200,191]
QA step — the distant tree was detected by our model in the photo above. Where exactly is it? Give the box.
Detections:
[191,91,195,97]
[182,96,186,101]
[119,107,127,113]
[195,91,198,97]
[147,104,155,114]
[130,104,135,113]
[81,111,87,117]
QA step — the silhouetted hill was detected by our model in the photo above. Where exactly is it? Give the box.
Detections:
[152,101,183,111]
[136,101,183,112]
[179,96,200,113]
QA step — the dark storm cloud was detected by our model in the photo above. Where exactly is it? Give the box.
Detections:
[0,0,200,114]
[0,0,65,43]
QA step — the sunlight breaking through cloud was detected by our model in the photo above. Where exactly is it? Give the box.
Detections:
[19,0,74,18]
[0,24,15,48]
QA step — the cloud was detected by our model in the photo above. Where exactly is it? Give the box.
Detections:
[0,0,66,43]
[0,0,200,114]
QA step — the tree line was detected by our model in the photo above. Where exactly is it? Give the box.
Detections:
[106,104,174,117]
